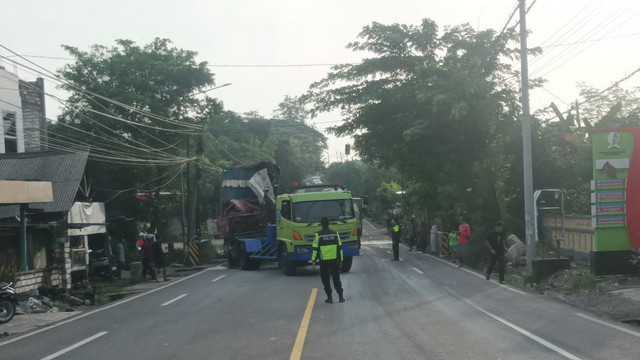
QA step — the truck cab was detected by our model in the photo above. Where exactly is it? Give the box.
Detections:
[275,188,360,275]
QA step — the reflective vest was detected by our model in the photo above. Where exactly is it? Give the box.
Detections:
[312,228,343,262]
[392,224,401,241]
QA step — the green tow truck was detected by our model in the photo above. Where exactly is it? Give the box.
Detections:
[217,163,359,275]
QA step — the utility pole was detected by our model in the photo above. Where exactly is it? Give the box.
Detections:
[519,0,536,267]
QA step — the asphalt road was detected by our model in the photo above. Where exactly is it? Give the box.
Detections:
[1,219,640,359]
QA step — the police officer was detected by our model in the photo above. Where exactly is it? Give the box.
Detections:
[312,217,345,303]
[391,219,401,261]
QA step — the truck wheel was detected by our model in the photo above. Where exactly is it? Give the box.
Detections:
[239,246,251,271]
[340,257,353,273]
[279,245,296,276]
[250,259,261,270]
[225,239,239,268]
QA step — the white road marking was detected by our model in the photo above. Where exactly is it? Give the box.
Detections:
[0,268,212,347]
[161,293,188,306]
[430,254,526,295]
[363,218,378,230]
[576,312,640,338]
[444,287,583,360]
[412,267,424,274]
[40,331,108,360]
[212,275,226,282]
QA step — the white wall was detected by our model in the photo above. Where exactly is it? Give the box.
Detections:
[0,67,25,153]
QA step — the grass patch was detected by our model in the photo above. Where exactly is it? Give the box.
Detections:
[570,273,599,291]
[53,300,74,312]
[91,279,131,306]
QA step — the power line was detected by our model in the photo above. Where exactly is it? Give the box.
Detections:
[543,32,640,48]
[533,7,638,78]
[0,71,193,163]
[0,44,207,131]
[208,63,355,68]
[499,1,520,37]
[1,67,190,154]
[542,64,640,122]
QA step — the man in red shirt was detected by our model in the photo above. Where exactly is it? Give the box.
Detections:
[457,217,471,268]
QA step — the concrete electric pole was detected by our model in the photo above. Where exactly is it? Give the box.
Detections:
[519,0,536,267]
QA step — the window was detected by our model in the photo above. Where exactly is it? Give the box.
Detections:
[292,199,355,223]
[2,112,17,153]
[280,200,292,221]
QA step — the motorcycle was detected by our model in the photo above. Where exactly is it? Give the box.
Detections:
[89,249,121,280]
[0,282,17,324]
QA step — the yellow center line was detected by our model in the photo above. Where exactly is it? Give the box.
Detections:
[290,288,318,360]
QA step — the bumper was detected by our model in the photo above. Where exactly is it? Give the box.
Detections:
[290,242,360,261]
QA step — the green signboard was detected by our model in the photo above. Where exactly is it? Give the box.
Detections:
[591,130,633,251]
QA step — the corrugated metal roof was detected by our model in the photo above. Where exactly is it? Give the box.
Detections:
[0,150,88,219]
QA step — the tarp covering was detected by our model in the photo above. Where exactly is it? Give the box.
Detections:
[67,202,106,235]
[248,168,275,205]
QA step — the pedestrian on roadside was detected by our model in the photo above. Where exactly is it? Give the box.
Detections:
[153,234,168,282]
[448,229,458,261]
[485,221,508,284]
[116,238,126,270]
[142,234,156,280]
[416,222,429,253]
[456,216,471,268]
[311,217,345,303]
[391,219,401,261]
[136,232,145,259]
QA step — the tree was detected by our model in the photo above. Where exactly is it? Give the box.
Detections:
[52,38,219,237]
[273,95,309,123]
[307,19,523,232]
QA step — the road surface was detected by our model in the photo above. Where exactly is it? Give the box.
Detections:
[1,219,639,359]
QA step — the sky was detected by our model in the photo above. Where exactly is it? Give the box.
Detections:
[2,0,640,163]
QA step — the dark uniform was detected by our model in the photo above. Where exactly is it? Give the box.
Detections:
[485,222,507,283]
[312,217,345,303]
[391,223,401,261]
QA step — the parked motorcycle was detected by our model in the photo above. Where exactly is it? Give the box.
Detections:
[631,248,640,269]
[89,249,120,280]
[0,282,17,324]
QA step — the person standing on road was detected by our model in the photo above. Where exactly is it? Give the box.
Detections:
[142,234,156,280]
[456,217,471,268]
[116,238,126,270]
[391,219,401,261]
[485,221,508,284]
[312,217,345,303]
[153,234,169,282]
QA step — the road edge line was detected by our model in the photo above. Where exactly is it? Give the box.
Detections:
[444,287,583,360]
[0,268,212,348]
[40,331,108,360]
[429,253,526,295]
[290,288,317,360]
[575,312,640,338]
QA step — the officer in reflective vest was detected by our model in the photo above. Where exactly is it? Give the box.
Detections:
[391,219,401,261]
[312,217,345,303]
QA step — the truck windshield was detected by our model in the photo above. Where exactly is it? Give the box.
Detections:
[292,199,355,223]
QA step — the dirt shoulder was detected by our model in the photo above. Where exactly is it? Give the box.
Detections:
[506,261,640,325]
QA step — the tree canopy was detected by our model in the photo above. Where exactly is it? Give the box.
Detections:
[307,19,523,230]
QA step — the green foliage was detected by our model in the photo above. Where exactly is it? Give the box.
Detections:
[53,38,218,235]
[0,264,18,284]
[376,181,402,215]
[273,95,309,123]
[308,19,522,233]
